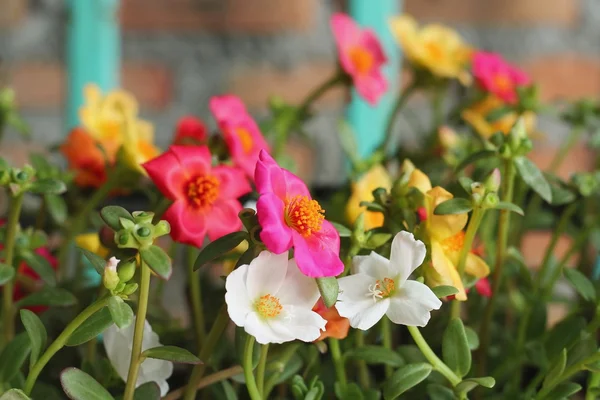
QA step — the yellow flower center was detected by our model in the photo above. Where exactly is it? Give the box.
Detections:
[493,73,513,93]
[425,41,444,62]
[349,46,374,75]
[186,175,220,209]
[284,195,325,237]
[442,231,465,254]
[234,127,254,153]
[255,294,283,318]
[368,277,396,300]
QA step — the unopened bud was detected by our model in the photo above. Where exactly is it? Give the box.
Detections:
[103,256,120,290]
[153,220,171,238]
[122,282,139,296]
[438,126,459,149]
[417,207,428,222]
[132,211,154,224]
[471,182,485,196]
[484,169,501,192]
[117,259,137,282]
[483,192,499,208]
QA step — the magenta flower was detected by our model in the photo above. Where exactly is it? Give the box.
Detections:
[209,95,270,179]
[330,13,388,106]
[472,51,531,104]
[255,150,344,278]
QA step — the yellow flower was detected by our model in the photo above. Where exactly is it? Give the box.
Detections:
[389,15,472,84]
[462,95,537,139]
[408,169,489,300]
[346,165,392,230]
[79,84,160,174]
[75,233,109,259]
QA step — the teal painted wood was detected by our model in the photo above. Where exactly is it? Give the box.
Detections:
[66,0,120,130]
[348,0,401,159]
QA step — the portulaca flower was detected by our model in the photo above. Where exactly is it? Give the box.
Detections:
[336,231,442,330]
[103,317,173,396]
[225,251,326,344]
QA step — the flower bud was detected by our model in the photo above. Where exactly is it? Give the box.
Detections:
[115,231,135,248]
[417,207,427,222]
[132,211,154,224]
[103,256,120,290]
[483,192,499,209]
[122,282,139,296]
[117,259,137,282]
[484,169,501,192]
[153,220,171,238]
[438,126,459,149]
[471,182,485,197]
[518,138,533,154]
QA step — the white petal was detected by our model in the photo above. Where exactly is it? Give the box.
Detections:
[346,298,390,330]
[276,258,320,308]
[245,312,291,344]
[386,280,442,327]
[225,263,252,327]
[246,251,289,299]
[337,273,375,302]
[270,308,326,342]
[352,252,390,279]
[389,231,426,284]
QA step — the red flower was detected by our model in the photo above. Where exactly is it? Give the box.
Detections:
[173,116,208,145]
[209,95,270,178]
[13,248,58,314]
[143,146,252,248]
[474,277,492,298]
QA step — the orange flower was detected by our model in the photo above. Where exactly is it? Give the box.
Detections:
[312,299,350,341]
[60,128,108,188]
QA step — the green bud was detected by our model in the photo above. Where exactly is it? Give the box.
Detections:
[499,143,511,159]
[153,220,171,238]
[518,138,533,155]
[136,227,151,237]
[122,282,139,296]
[483,192,499,208]
[11,169,29,184]
[484,168,502,192]
[117,232,130,246]
[132,211,154,224]
[372,187,389,205]
[114,281,126,293]
[117,259,137,282]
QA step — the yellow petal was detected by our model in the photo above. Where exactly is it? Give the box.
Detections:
[75,233,109,259]
[407,168,432,193]
[430,240,466,301]
[346,164,391,230]
[425,186,468,240]
[465,253,490,279]
[389,15,421,63]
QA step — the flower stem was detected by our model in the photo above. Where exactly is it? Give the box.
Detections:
[407,325,461,386]
[263,343,301,397]
[183,305,230,400]
[478,158,516,375]
[256,343,269,397]
[329,338,347,390]
[379,82,417,156]
[123,261,152,400]
[163,365,244,400]
[1,192,24,348]
[355,330,370,388]
[243,335,262,400]
[381,317,393,377]
[24,296,111,395]
[450,207,485,320]
[187,246,205,351]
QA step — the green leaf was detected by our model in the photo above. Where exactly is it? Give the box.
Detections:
[494,201,524,216]
[78,247,106,276]
[458,177,474,195]
[331,222,351,237]
[456,377,495,394]
[141,345,202,364]
[545,382,582,400]
[543,348,566,388]
[359,201,386,213]
[455,150,497,172]
[194,231,248,271]
[316,277,338,308]
[0,263,15,286]
[344,345,404,367]
[19,250,56,286]
[107,296,133,329]
[464,326,480,351]
[431,285,459,298]
[29,153,51,173]
[514,157,552,203]
[140,245,172,280]
[507,247,533,289]
[133,382,161,400]
[426,384,456,400]
[434,198,472,215]
[335,382,365,400]
[29,178,66,195]
[382,363,432,399]
[20,309,47,367]
[0,389,32,400]
[442,318,471,377]
[0,333,31,382]
[364,233,392,249]
[486,106,512,122]
[544,316,586,361]
[563,268,596,302]
[60,367,114,400]
[45,194,68,224]
[66,307,112,346]
[16,287,77,309]
[100,206,134,231]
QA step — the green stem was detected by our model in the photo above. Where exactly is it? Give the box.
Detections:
[183,305,230,400]
[407,326,461,386]
[24,296,111,395]
[478,159,516,375]
[243,335,262,400]
[379,82,417,155]
[329,338,347,390]
[123,261,152,400]
[355,330,369,388]
[163,365,244,400]
[188,246,205,351]
[538,204,577,288]
[256,343,269,397]
[1,192,24,348]
[381,317,393,377]
[264,343,301,398]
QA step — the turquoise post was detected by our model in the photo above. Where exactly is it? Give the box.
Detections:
[66,0,120,130]
[348,0,401,159]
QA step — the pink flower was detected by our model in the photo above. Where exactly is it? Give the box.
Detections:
[255,150,344,278]
[472,51,530,104]
[143,145,251,248]
[475,277,492,298]
[209,95,270,178]
[173,116,208,145]
[330,13,388,106]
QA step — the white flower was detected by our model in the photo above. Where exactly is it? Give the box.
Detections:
[336,231,442,330]
[105,256,119,272]
[225,250,326,344]
[103,317,173,396]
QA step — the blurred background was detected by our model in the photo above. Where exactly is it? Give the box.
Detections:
[0,0,599,187]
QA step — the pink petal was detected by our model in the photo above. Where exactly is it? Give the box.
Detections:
[291,221,343,278]
[169,145,212,176]
[142,150,186,200]
[330,13,361,52]
[360,28,387,65]
[282,170,311,198]
[164,201,207,248]
[209,95,247,121]
[212,165,252,199]
[207,200,244,241]
[257,193,293,254]
[354,71,388,106]
[255,150,287,198]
